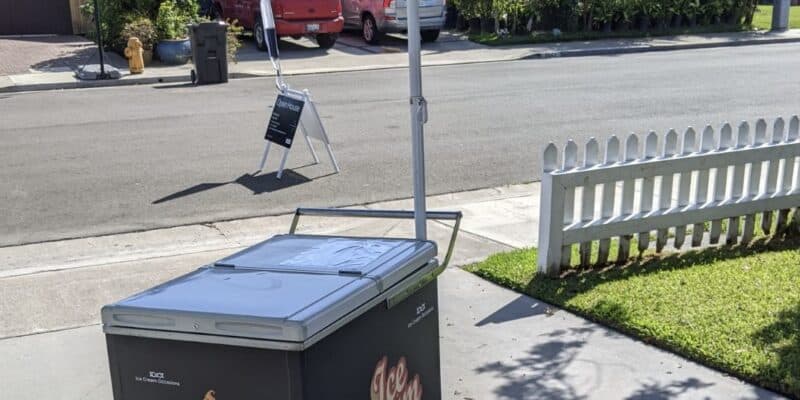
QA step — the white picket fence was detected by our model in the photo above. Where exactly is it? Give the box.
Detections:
[538,116,800,276]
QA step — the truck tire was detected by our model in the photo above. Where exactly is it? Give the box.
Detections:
[421,29,440,42]
[254,18,268,51]
[316,33,338,49]
[362,14,382,45]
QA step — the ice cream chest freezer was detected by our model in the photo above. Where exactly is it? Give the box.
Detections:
[102,208,461,400]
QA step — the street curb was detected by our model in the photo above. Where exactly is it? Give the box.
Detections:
[0,73,190,93]
[2,34,799,93]
[518,35,800,60]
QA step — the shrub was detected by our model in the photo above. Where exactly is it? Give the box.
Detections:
[452,0,754,33]
[121,17,157,50]
[81,0,164,51]
[155,0,199,40]
[226,19,244,63]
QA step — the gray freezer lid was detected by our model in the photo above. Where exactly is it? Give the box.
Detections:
[214,234,437,291]
[102,234,437,345]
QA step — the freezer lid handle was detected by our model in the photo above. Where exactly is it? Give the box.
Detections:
[288,208,462,269]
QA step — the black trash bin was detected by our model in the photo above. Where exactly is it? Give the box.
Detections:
[189,21,228,85]
[102,221,459,400]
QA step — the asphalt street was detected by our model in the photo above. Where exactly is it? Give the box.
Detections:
[2,42,799,246]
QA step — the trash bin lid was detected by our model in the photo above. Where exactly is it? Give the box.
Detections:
[102,234,437,346]
[214,234,437,291]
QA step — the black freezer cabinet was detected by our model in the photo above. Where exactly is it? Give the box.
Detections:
[102,234,443,400]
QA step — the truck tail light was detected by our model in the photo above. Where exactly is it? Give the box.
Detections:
[383,0,394,8]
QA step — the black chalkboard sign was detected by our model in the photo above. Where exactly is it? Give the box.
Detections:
[265,94,305,148]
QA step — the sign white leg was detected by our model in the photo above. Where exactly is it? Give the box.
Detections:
[277,147,290,179]
[259,142,272,171]
[304,132,320,164]
[326,144,341,173]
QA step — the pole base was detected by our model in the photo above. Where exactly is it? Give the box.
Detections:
[76,64,122,80]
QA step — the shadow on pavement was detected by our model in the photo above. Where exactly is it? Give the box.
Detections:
[152,170,311,204]
[474,328,596,399]
[475,295,549,326]
[474,322,721,399]
[0,35,127,75]
[624,378,714,400]
[486,233,800,399]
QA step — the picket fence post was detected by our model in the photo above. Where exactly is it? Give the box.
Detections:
[537,115,800,277]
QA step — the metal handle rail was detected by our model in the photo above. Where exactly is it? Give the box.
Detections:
[289,208,463,270]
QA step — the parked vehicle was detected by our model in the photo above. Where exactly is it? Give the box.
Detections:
[211,0,344,49]
[342,0,445,44]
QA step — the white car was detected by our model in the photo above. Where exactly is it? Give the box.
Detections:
[341,0,445,44]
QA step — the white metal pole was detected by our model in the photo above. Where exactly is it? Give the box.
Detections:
[277,148,290,179]
[407,0,427,241]
[260,0,287,91]
[259,142,271,170]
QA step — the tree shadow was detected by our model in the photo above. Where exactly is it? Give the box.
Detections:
[624,378,714,400]
[752,304,800,398]
[474,315,723,399]
[152,170,311,204]
[0,35,128,74]
[515,234,800,398]
[475,337,591,399]
[534,235,800,304]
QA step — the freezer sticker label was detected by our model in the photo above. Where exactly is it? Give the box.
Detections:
[133,370,181,387]
[370,356,423,400]
[408,302,434,329]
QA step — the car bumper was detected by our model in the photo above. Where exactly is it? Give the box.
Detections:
[276,16,344,35]
[379,15,445,32]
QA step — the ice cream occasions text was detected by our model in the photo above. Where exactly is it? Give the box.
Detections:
[371,356,423,400]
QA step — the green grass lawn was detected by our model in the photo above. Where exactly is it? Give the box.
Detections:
[466,233,800,397]
[752,5,800,30]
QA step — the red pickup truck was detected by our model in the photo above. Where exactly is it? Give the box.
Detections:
[212,0,344,49]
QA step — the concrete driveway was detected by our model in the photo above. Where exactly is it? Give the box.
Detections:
[0,35,127,75]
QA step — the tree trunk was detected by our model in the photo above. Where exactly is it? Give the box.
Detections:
[638,14,650,31]
[469,18,482,34]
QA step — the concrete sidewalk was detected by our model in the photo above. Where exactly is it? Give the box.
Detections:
[0,183,782,399]
[2,29,800,93]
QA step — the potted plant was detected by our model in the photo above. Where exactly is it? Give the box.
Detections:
[121,17,157,65]
[155,0,198,64]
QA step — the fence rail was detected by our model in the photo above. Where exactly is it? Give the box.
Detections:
[538,116,800,276]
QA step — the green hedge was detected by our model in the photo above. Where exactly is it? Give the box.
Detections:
[81,0,198,51]
[452,0,758,34]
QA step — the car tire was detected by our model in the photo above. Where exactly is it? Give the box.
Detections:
[254,18,268,51]
[421,29,440,42]
[362,14,382,45]
[316,33,338,49]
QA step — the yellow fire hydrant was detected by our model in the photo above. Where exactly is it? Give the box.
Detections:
[124,37,145,74]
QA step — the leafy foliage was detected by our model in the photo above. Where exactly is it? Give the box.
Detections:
[452,0,756,34]
[121,17,157,50]
[225,19,244,63]
[155,0,199,40]
[81,0,164,50]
